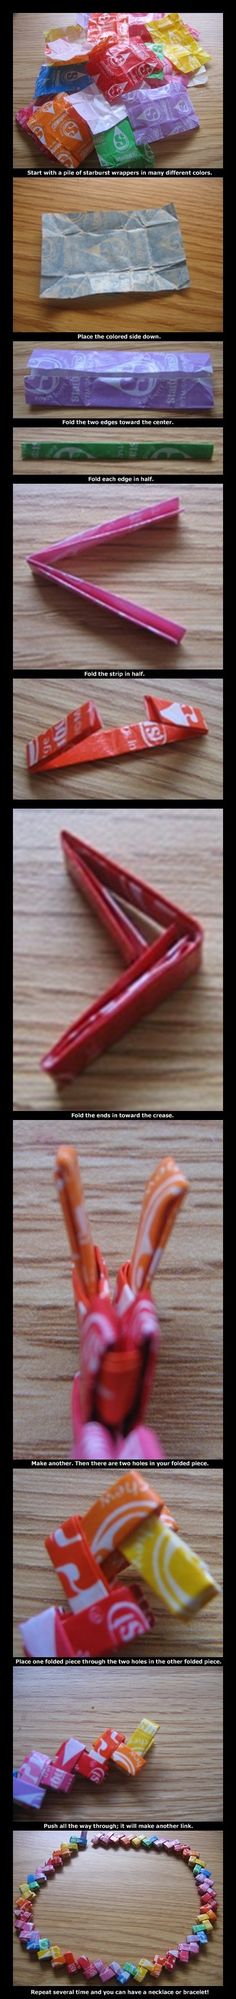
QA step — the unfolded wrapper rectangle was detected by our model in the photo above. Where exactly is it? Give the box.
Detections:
[40,204,190,301]
[24,347,213,410]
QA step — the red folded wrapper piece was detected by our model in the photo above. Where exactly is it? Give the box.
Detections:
[41,830,203,1081]
[56,1586,153,1656]
[26,692,207,774]
[26,698,102,770]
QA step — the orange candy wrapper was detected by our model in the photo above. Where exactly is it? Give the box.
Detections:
[28,95,93,168]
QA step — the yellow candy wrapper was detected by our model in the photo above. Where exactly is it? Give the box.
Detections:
[151,14,210,76]
[122,1515,219,1617]
[127,1717,159,1754]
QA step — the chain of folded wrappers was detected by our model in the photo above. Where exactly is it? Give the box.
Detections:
[14,1832,218,1978]
[13,1719,159,1806]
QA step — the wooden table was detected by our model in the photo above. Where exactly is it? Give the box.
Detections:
[13,675,223,804]
[13,1661,223,1825]
[13,338,223,422]
[13,1826,223,1987]
[13,14,223,171]
[13,482,223,673]
[13,423,223,478]
[13,806,223,1112]
[13,1466,223,1660]
[13,1116,223,1461]
[13,178,223,335]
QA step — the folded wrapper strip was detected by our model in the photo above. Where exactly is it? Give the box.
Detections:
[24,348,214,412]
[13,1718,159,1806]
[20,1469,220,1658]
[27,497,186,644]
[39,832,203,1082]
[26,693,208,775]
[22,439,214,464]
[54,1146,189,1458]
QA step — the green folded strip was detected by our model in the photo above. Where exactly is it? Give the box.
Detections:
[22,439,214,463]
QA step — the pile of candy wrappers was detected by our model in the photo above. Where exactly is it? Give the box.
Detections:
[19,1466,219,1659]
[16,13,211,171]
[13,1717,159,1807]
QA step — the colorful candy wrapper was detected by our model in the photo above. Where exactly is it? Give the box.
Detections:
[24,348,213,412]
[22,439,213,463]
[88,39,163,100]
[26,699,101,771]
[84,1472,163,1559]
[20,1587,152,1659]
[151,17,211,76]
[128,1156,188,1291]
[16,102,49,156]
[126,73,199,145]
[94,119,155,167]
[28,96,93,167]
[122,1514,219,1616]
[27,494,186,643]
[34,62,90,99]
[19,1468,219,1657]
[54,1146,188,1456]
[32,700,207,782]
[39,204,190,301]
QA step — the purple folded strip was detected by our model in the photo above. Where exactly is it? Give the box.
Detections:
[24,348,214,411]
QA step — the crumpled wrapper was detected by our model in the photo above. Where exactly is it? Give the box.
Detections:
[24,346,213,411]
[40,202,190,301]
[94,116,155,167]
[151,16,211,76]
[126,71,199,144]
[28,95,93,167]
[34,61,90,99]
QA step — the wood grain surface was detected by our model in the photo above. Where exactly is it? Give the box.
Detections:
[13,423,223,478]
[13,676,223,804]
[13,339,223,422]
[13,1826,223,1988]
[13,806,223,1112]
[13,1465,223,1659]
[13,13,223,171]
[13,178,223,335]
[13,482,223,673]
[13,1661,223,1825]
[13,1117,223,1462]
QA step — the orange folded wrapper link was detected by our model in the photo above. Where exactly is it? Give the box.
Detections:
[19,1469,220,1658]
[26,692,208,775]
[55,1145,189,1457]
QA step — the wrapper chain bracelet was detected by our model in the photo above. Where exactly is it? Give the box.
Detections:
[14,1830,218,1979]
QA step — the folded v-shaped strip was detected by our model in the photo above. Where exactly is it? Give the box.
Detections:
[28,497,186,644]
[42,832,203,1081]
[26,693,207,774]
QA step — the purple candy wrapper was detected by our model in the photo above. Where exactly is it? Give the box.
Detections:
[24,347,214,411]
[127,73,199,146]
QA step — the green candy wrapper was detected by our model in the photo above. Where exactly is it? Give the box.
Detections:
[22,439,214,463]
[94,119,156,170]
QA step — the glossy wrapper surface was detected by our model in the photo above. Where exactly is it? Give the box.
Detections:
[24,347,213,410]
